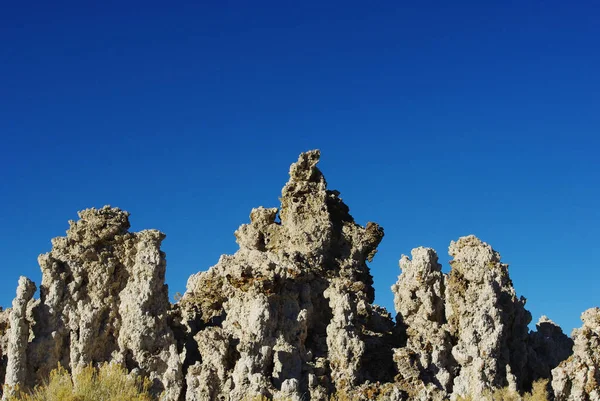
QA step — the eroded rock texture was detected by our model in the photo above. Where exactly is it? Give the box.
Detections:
[7,207,183,400]
[552,307,600,401]
[0,150,594,401]
[2,277,36,400]
[445,235,533,398]
[178,150,394,401]
[392,247,454,400]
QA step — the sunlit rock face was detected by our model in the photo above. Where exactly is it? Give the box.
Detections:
[178,150,395,401]
[552,307,600,401]
[2,206,183,400]
[444,235,533,398]
[2,277,36,400]
[391,236,569,400]
[392,247,455,396]
[0,150,594,401]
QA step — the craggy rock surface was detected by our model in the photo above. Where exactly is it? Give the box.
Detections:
[177,150,393,401]
[445,236,533,397]
[552,307,600,401]
[2,207,182,400]
[392,248,454,399]
[0,150,596,401]
[390,237,572,400]
[3,277,36,399]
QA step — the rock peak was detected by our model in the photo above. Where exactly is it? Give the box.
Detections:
[64,205,131,246]
[287,149,324,184]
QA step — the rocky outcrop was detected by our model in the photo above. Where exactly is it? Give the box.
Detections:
[391,237,557,400]
[0,150,594,401]
[2,277,36,399]
[552,307,600,401]
[445,236,533,398]
[5,207,182,400]
[177,150,393,400]
[0,308,9,390]
[392,247,454,397]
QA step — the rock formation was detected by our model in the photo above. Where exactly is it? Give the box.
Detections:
[390,236,571,400]
[445,235,533,397]
[2,277,36,399]
[0,150,596,401]
[552,307,600,401]
[177,150,394,400]
[392,247,454,399]
[526,316,573,388]
[2,207,182,400]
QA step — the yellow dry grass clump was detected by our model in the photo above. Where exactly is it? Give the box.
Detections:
[4,363,155,401]
[456,379,550,401]
[3,363,551,401]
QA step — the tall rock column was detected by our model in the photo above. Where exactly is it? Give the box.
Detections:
[2,277,36,400]
[445,235,531,398]
[392,247,455,392]
[25,206,182,400]
[180,150,388,401]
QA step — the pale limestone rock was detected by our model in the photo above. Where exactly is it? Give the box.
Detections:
[2,277,35,400]
[23,207,182,400]
[179,150,390,400]
[0,150,589,401]
[392,347,446,401]
[552,307,600,401]
[391,238,554,399]
[445,235,532,399]
[392,247,455,392]
[324,279,367,389]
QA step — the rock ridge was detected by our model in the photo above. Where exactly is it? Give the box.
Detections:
[0,150,595,401]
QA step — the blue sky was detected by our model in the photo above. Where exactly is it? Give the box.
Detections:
[1,1,598,334]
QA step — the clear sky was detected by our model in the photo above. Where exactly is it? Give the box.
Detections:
[1,1,598,334]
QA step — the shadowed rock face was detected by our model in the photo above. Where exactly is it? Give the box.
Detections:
[0,150,594,401]
[0,308,11,391]
[526,316,574,388]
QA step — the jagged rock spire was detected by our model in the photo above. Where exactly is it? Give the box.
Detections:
[180,150,389,400]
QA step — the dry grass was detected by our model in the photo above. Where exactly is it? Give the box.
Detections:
[523,380,550,401]
[456,379,550,401]
[2,364,550,401]
[4,363,155,401]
